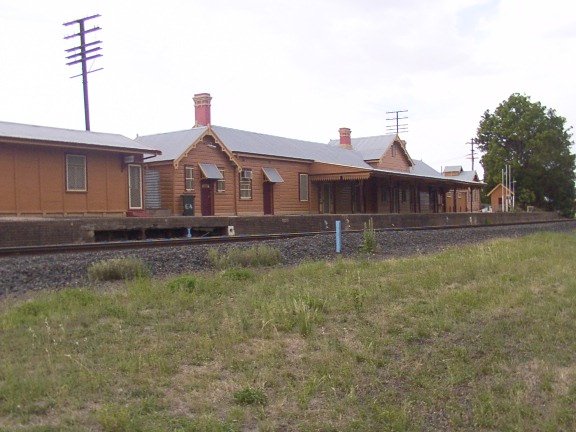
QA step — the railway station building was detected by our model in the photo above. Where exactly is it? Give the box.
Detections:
[0,121,160,216]
[137,93,484,216]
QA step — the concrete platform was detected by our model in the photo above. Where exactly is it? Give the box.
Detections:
[0,212,564,248]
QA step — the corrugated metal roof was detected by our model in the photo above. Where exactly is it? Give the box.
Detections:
[328,134,397,160]
[443,165,463,173]
[212,126,371,170]
[0,120,159,154]
[136,127,208,162]
[451,170,479,182]
[138,125,372,170]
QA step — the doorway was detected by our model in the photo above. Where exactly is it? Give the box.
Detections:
[200,179,214,216]
[263,182,274,215]
[320,183,332,214]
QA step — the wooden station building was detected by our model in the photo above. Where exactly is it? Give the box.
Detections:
[0,121,160,216]
[137,93,484,216]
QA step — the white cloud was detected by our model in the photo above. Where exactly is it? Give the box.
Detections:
[1,0,575,179]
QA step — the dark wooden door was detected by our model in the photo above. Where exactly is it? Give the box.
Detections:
[263,182,273,215]
[201,180,214,216]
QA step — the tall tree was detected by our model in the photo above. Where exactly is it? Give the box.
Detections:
[477,93,575,216]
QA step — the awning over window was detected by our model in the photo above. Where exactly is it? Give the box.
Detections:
[262,167,284,183]
[198,163,223,179]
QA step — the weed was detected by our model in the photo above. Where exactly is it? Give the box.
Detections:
[166,274,197,293]
[208,245,282,269]
[87,258,149,282]
[233,387,267,406]
[222,267,256,281]
[360,218,377,253]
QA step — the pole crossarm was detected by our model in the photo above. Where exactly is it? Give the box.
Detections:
[63,14,103,131]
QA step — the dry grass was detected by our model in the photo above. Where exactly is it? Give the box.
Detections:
[1,232,575,431]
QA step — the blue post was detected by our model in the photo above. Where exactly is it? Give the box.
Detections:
[187,228,192,238]
[335,220,342,253]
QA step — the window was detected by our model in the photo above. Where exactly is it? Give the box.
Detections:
[184,166,194,191]
[401,188,407,203]
[391,144,396,157]
[240,169,252,199]
[128,164,143,209]
[216,168,225,192]
[66,154,86,191]
[299,173,309,201]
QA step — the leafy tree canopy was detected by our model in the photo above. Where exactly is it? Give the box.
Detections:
[477,93,576,216]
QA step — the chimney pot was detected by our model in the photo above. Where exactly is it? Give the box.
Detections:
[339,127,352,149]
[193,93,212,127]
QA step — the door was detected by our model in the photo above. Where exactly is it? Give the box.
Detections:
[320,183,332,214]
[263,182,274,215]
[128,164,143,209]
[200,179,214,216]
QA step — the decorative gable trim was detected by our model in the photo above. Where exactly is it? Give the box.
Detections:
[173,126,242,171]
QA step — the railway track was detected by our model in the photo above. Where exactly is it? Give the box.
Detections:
[0,218,572,257]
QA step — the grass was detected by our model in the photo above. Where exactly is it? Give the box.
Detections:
[208,244,282,269]
[87,258,149,282]
[1,232,576,430]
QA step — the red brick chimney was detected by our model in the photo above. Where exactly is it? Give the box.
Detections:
[193,93,212,127]
[339,127,352,150]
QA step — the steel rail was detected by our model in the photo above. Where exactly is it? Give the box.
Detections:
[0,219,572,257]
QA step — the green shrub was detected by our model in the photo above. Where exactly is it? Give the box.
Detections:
[87,258,149,282]
[166,275,197,293]
[360,218,377,253]
[233,387,267,406]
[208,245,282,269]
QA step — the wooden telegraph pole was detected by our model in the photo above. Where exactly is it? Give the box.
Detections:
[64,14,103,131]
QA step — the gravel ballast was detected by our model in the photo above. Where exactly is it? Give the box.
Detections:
[1,221,575,297]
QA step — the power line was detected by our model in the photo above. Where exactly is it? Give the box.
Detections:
[386,110,408,134]
[465,137,477,171]
[64,14,103,131]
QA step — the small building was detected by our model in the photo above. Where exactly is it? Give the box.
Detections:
[486,183,514,212]
[138,93,484,216]
[442,166,482,212]
[0,121,160,216]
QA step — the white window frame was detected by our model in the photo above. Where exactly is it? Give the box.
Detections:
[184,166,194,191]
[66,154,87,192]
[240,169,252,200]
[216,168,225,192]
[299,173,309,202]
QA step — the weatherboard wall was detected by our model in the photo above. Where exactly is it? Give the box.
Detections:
[0,143,132,216]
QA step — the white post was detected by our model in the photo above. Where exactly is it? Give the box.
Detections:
[501,168,505,212]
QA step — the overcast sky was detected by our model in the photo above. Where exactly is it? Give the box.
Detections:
[1,0,575,178]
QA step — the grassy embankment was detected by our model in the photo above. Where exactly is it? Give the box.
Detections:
[1,232,575,431]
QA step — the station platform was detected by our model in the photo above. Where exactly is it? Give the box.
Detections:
[0,212,563,248]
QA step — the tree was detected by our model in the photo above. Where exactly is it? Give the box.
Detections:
[476,93,576,216]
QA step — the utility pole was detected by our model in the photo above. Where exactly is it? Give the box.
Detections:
[386,110,408,134]
[466,138,477,171]
[64,14,103,131]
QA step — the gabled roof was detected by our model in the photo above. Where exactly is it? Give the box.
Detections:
[328,134,399,160]
[138,125,373,170]
[486,183,514,196]
[328,133,411,163]
[443,165,463,173]
[0,120,160,154]
[136,127,208,162]
[443,168,480,183]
